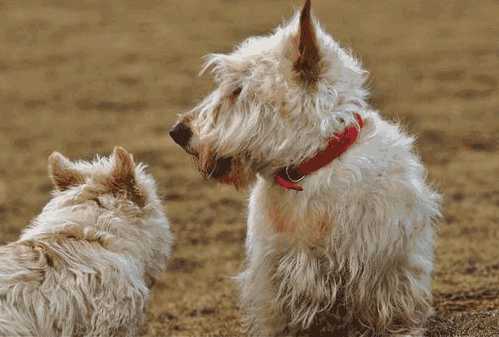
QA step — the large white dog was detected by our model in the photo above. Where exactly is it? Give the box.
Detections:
[170,1,440,336]
[0,147,172,337]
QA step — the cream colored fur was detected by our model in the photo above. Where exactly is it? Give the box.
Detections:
[0,147,172,337]
[174,1,441,336]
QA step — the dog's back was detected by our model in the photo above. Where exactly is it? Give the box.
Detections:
[0,147,172,337]
[0,234,149,337]
[0,242,48,336]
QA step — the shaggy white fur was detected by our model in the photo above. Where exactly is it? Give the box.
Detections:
[0,147,172,337]
[172,1,441,336]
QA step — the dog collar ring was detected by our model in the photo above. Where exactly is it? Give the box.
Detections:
[286,166,305,183]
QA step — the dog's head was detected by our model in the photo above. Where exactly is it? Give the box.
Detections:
[171,0,367,188]
[41,147,171,278]
[47,147,157,210]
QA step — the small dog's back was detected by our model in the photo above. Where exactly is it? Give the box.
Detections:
[0,147,172,337]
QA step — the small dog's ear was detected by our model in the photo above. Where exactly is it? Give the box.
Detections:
[294,0,320,83]
[111,147,135,186]
[110,146,146,207]
[48,152,84,191]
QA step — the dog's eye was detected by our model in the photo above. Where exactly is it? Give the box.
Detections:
[231,87,242,97]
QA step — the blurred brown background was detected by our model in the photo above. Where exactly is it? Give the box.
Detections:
[0,1,498,336]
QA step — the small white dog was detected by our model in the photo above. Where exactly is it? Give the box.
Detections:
[170,1,440,336]
[0,147,172,337]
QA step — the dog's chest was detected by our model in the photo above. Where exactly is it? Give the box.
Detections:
[263,189,332,241]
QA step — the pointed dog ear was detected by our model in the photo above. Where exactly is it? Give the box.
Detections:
[110,146,146,207]
[48,152,84,191]
[111,146,135,188]
[294,0,321,84]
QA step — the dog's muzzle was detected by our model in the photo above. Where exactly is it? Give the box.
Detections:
[169,122,192,148]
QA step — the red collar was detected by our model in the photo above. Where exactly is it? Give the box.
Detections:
[274,113,364,191]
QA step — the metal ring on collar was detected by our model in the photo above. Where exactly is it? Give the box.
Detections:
[286,166,305,183]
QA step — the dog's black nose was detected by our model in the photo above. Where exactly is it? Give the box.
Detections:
[169,122,192,148]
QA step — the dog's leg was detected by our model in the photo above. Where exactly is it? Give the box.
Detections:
[239,187,293,337]
[239,248,291,337]
[379,225,434,337]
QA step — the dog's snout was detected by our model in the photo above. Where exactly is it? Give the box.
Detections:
[169,122,192,148]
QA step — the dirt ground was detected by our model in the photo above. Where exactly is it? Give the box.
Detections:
[0,1,498,336]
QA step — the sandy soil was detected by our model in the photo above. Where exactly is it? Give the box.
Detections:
[0,1,498,336]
